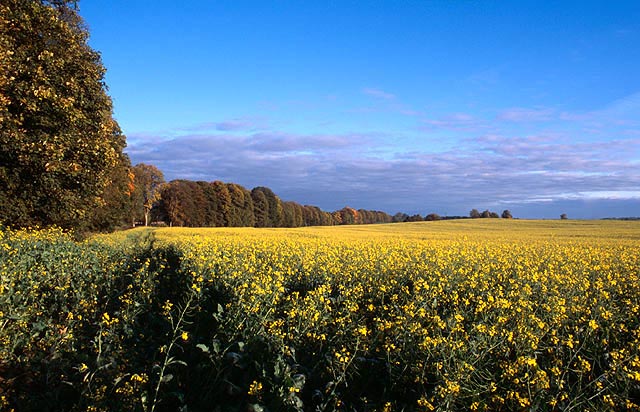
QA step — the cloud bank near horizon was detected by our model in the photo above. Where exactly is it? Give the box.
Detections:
[125,98,640,218]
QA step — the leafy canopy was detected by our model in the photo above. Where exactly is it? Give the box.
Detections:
[0,0,127,229]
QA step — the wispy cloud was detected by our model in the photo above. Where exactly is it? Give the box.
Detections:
[362,87,396,100]
[419,113,486,131]
[595,91,640,122]
[496,107,555,122]
[177,117,271,132]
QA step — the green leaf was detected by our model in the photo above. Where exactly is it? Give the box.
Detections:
[169,360,188,367]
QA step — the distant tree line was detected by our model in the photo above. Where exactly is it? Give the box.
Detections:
[390,209,514,223]
[150,179,392,228]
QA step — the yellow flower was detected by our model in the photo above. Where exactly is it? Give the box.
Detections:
[248,380,263,396]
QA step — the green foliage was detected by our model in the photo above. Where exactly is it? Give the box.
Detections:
[86,153,135,232]
[0,0,127,230]
[283,201,304,227]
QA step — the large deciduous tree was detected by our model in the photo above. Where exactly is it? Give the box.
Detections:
[87,152,134,231]
[0,0,128,229]
[132,163,164,226]
[160,180,188,227]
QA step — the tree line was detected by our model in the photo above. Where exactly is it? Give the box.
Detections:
[391,209,514,223]
[147,174,393,228]
[128,167,518,228]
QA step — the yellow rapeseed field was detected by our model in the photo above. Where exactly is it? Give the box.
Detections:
[1,220,639,411]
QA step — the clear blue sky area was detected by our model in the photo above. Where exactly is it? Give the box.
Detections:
[80,0,640,218]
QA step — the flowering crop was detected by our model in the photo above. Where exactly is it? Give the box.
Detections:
[1,220,639,411]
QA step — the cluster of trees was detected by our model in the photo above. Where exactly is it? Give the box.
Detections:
[392,212,446,222]
[391,209,514,223]
[470,209,513,219]
[153,179,392,228]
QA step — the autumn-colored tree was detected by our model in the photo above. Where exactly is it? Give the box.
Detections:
[132,163,164,226]
[335,207,359,225]
[160,180,187,227]
[211,181,232,226]
[194,181,215,226]
[291,202,304,227]
[263,187,284,227]
[376,211,393,223]
[155,177,396,229]
[357,209,370,224]
[227,183,255,227]
[250,187,283,227]
[251,188,270,227]
[0,0,127,229]
[301,205,317,226]
[158,180,260,228]
[182,181,207,226]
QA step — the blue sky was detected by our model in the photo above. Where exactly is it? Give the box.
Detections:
[80,1,640,218]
